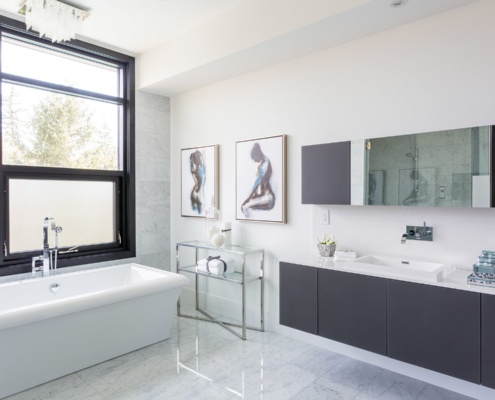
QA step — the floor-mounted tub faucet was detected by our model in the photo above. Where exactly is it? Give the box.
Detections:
[32,217,62,277]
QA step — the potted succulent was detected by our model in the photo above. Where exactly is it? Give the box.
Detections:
[317,233,337,257]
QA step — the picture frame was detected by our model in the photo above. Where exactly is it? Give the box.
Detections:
[181,144,218,218]
[236,135,286,223]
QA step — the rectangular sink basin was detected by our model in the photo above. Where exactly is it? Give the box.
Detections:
[346,255,451,282]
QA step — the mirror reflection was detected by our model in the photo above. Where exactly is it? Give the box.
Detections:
[351,126,492,207]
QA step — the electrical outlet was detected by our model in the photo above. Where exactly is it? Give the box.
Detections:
[439,186,446,199]
[321,209,330,225]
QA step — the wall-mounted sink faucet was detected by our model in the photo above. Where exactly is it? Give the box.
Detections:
[401,221,433,243]
[32,217,63,277]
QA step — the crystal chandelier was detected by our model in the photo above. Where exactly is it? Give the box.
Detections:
[19,0,89,43]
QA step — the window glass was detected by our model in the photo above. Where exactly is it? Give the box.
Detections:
[0,21,135,275]
[2,82,120,170]
[1,37,120,97]
[9,179,116,253]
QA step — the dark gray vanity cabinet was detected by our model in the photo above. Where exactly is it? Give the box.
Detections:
[318,269,387,355]
[301,141,351,205]
[482,294,495,389]
[279,262,317,334]
[387,280,480,383]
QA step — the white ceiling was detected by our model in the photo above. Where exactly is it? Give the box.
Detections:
[0,0,482,95]
[0,0,248,54]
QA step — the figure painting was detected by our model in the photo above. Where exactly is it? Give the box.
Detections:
[181,145,218,217]
[236,135,286,223]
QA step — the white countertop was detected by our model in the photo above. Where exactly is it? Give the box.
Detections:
[281,255,495,296]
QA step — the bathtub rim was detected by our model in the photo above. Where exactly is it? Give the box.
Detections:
[0,263,188,331]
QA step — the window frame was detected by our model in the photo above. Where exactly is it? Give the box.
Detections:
[0,16,135,277]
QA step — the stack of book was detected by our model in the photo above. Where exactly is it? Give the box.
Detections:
[467,250,495,287]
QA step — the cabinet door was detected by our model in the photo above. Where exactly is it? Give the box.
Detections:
[301,141,350,205]
[388,280,480,383]
[482,294,495,388]
[279,262,317,334]
[318,269,387,355]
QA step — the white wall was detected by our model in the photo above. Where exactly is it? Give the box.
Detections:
[171,1,495,397]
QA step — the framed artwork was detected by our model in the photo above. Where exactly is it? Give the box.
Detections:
[181,144,218,218]
[236,135,286,223]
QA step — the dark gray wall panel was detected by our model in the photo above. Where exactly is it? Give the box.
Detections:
[318,269,387,355]
[279,262,317,334]
[388,280,480,383]
[301,141,351,204]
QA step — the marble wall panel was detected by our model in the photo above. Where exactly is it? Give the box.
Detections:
[135,91,171,270]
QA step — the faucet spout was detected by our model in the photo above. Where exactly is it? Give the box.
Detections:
[401,233,408,244]
[34,217,62,277]
[43,217,56,249]
[42,217,55,275]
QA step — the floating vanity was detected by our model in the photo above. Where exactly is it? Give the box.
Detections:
[280,256,495,388]
[296,124,495,389]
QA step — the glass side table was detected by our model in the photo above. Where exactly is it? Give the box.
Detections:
[176,240,264,340]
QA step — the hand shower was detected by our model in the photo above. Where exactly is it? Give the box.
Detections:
[51,224,63,272]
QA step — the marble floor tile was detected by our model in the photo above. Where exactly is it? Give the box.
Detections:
[289,345,347,378]
[353,369,427,399]
[417,384,475,400]
[76,346,158,382]
[39,383,105,400]
[4,316,476,400]
[322,357,386,392]
[247,363,318,399]
[4,372,86,400]
[86,354,177,398]
[291,376,363,400]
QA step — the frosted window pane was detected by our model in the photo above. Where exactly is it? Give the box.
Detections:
[9,179,115,253]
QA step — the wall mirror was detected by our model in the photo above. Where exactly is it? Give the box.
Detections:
[351,126,493,207]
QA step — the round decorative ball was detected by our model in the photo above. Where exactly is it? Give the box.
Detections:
[211,232,225,248]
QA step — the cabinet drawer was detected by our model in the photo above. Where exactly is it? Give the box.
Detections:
[388,280,480,383]
[279,262,317,334]
[318,269,387,355]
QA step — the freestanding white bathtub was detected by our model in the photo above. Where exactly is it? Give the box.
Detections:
[0,263,189,399]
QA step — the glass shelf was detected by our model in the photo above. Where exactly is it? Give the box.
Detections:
[177,240,263,256]
[178,264,261,284]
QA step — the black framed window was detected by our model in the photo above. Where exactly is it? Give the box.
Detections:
[0,17,135,277]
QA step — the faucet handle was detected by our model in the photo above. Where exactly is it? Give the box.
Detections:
[405,224,433,242]
[31,255,43,277]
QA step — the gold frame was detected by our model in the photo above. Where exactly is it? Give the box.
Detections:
[235,134,286,224]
